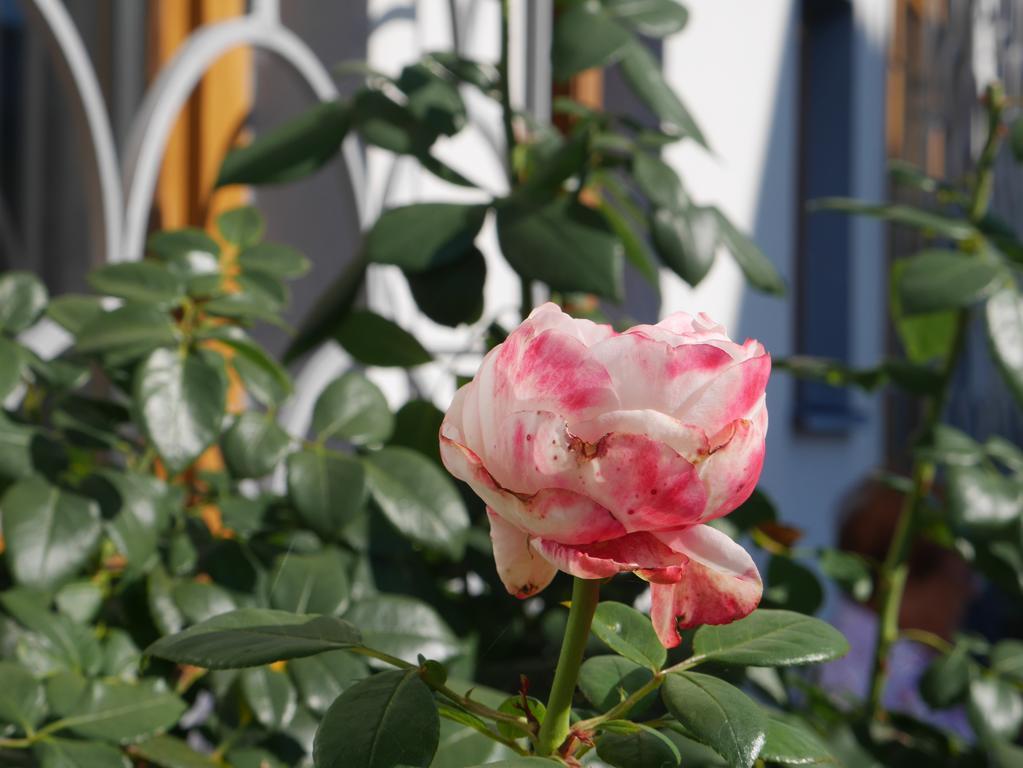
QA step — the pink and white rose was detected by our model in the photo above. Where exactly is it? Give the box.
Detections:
[439,303,769,647]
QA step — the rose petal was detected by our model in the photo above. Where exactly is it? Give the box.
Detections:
[589,334,739,416]
[675,353,771,434]
[440,431,625,545]
[569,409,709,460]
[532,531,684,580]
[487,510,557,598]
[524,302,617,346]
[649,526,762,647]
[486,410,708,532]
[698,408,768,521]
[470,316,619,464]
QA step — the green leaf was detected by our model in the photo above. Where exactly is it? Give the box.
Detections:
[496,695,546,740]
[947,464,1022,534]
[764,556,823,615]
[811,198,979,241]
[170,583,233,629]
[397,63,467,137]
[0,337,24,399]
[497,197,624,300]
[75,304,178,356]
[334,310,432,367]
[147,567,184,636]
[59,680,185,744]
[34,738,129,768]
[146,609,362,669]
[313,669,439,768]
[890,259,957,363]
[692,610,849,667]
[210,329,292,407]
[0,272,48,332]
[662,672,766,768]
[604,0,689,37]
[289,650,367,714]
[968,677,1023,741]
[986,286,1023,408]
[919,646,971,709]
[897,249,1006,315]
[713,208,785,295]
[388,400,445,464]
[579,655,656,714]
[345,595,460,664]
[618,40,706,146]
[216,206,265,247]
[363,447,469,558]
[591,601,666,670]
[597,200,661,291]
[46,295,105,335]
[350,88,416,153]
[92,471,172,577]
[88,262,184,305]
[0,661,47,730]
[760,715,834,765]
[405,247,487,327]
[269,549,350,615]
[134,348,226,473]
[287,450,366,538]
[365,203,487,272]
[241,666,297,731]
[2,590,103,676]
[147,228,220,269]
[132,735,218,768]
[597,722,681,768]
[238,242,311,278]
[651,205,719,287]
[1,477,102,590]
[552,2,632,80]
[633,151,685,210]
[432,718,516,768]
[313,372,393,445]
[817,549,872,602]
[55,581,104,625]
[426,53,498,92]
[992,640,1023,683]
[218,100,349,186]
[221,412,292,479]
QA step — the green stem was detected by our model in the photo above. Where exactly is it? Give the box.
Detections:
[866,83,1004,721]
[498,0,516,181]
[536,578,601,756]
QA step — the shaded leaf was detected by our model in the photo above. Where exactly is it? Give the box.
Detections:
[692,610,849,667]
[345,595,459,664]
[2,477,102,590]
[335,310,432,367]
[661,671,766,768]
[287,450,366,538]
[591,601,666,670]
[218,101,349,186]
[146,609,362,669]
[313,669,439,768]
[497,197,624,300]
[312,372,393,445]
[363,447,469,558]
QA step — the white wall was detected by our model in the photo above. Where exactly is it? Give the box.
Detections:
[657,0,891,546]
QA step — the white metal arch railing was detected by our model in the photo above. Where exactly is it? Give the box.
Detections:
[17,0,381,445]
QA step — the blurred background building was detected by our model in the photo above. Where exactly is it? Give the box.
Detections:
[0,0,1019,548]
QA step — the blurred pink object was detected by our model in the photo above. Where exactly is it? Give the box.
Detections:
[440,303,770,647]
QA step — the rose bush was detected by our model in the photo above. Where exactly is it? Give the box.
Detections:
[440,303,768,647]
